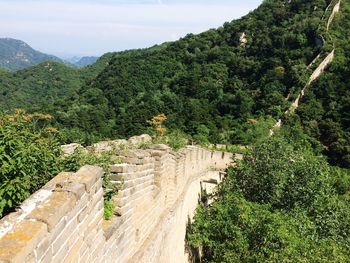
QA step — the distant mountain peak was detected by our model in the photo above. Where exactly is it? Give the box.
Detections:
[0,38,64,71]
[65,56,99,68]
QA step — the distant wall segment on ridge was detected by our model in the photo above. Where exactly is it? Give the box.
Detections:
[0,143,235,263]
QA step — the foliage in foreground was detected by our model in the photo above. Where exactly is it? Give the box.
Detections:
[0,111,118,219]
[187,133,350,262]
[0,110,61,216]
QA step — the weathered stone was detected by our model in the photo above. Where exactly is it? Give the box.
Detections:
[63,238,82,263]
[26,192,76,232]
[43,172,74,190]
[0,220,47,263]
[0,139,236,263]
[52,218,78,255]
[60,143,82,156]
[90,141,115,154]
[117,149,150,159]
[35,237,51,260]
[25,252,36,263]
[75,165,103,192]
[109,163,137,174]
[54,181,85,199]
[128,134,152,145]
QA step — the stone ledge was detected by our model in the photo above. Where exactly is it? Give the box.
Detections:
[75,165,103,192]
[0,220,47,263]
[26,192,77,232]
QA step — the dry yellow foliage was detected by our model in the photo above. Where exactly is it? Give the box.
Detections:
[147,114,167,137]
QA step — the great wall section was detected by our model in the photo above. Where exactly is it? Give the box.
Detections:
[271,0,341,133]
[0,136,239,263]
[0,1,343,262]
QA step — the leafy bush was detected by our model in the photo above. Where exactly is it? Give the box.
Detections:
[0,110,120,219]
[153,129,190,151]
[0,110,61,217]
[187,133,350,262]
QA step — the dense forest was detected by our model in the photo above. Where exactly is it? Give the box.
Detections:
[0,0,337,149]
[1,0,350,260]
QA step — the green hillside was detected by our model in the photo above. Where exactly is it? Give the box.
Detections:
[65,0,330,143]
[295,0,350,168]
[0,52,114,113]
[0,0,348,170]
[1,0,350,258]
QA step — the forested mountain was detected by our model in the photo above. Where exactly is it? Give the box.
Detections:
[0,0,348,169]
[61,0,337,144]
[0,52,113,113]
[295,0,350,168]
[0,38,64,71]
[65,56,99,68]
[1,0,350,259]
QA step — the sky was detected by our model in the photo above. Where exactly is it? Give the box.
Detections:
[0,0,262,58]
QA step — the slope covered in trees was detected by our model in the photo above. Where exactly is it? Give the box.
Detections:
[61,0,333,144]
[0,0,348,167]
[295,0,350,168]
[186,1,350,261]
[0,53,113,113]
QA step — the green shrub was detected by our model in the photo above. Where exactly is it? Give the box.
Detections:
[187,134,350,262]
[0,110,120,219]
[0,110,61,217]
[153,129,190,151]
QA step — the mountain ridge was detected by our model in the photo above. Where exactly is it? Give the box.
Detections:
[0,38,65,71]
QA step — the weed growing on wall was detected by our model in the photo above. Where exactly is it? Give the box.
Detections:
[60,150,121,220]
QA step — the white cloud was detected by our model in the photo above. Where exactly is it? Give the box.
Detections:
[0,0,262,56]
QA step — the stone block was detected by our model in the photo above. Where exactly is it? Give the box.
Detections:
[63,238,82,263]
[123,157,144,165]
[40,248,53,263]
[77,206,89,223]
[43,172,74,190]
[60,143,82,156]
[110,164,138,174]
[89,179,103,196]
[26,192,76,232]
[128,134,152,146]
[115,205,131,217]
[51,242,69,263]
[75,165,103,192]
[117,149,150,159]
[35,236,51,260]
[25,252,36,263]
[80,250,90,263]
[0,220,47,263]
[54,181,86,200]
[52,217,78,255]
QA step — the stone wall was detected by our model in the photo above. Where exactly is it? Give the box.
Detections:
[327,0,341,31]
[0,144,234,263]
[288,49,335,114]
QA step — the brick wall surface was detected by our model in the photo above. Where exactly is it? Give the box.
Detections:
[0,144,234,263]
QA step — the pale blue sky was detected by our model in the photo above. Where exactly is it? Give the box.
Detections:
[0,0,262,57]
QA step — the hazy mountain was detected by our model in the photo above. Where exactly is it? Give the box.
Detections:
[73,56,99,68]
[0,38,64,71]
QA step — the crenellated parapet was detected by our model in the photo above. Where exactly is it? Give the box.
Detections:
[0,141,235,263]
